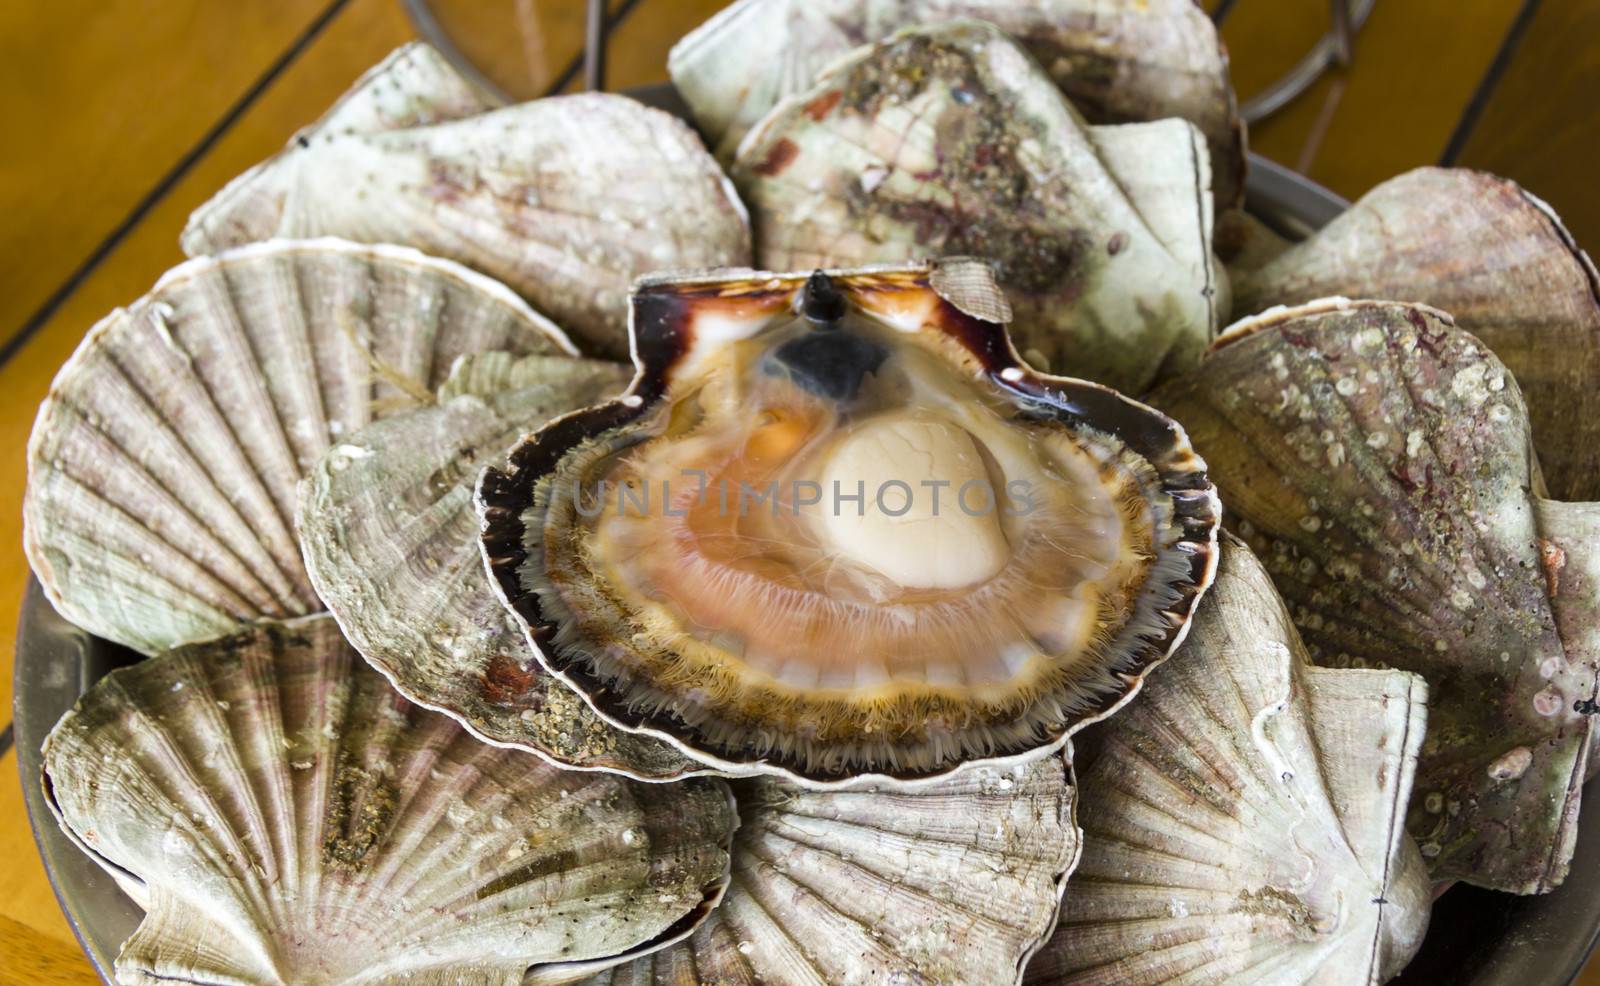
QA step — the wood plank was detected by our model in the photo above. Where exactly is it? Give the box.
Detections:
[0,0,339,345]
[1222,0,1523,200]
[0,749,95,985]
[415,0,630,99]
[1455,0,1600,254]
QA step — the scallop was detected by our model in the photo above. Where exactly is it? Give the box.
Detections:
[182,42,752,358]
[1231,167,1600,501]
[731,20,1220,394]
[1152,298,1600,895]
[41,615,738,986]
[1026,538,1430,985]
[670,0,1245,204]
[581,757,1079,986]
[479,259,1219,787]
[298,350,709,780]
[24,238,572,655]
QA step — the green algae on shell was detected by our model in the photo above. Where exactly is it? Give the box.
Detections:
[1231,167,1600,503]
[1028,538,1431,985]
[297,350,710,780]
[1151,298,1600,895]
[732,21,1221,395]
[41,616,738,986]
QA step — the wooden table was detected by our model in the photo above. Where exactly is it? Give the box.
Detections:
[2,1,1596,982]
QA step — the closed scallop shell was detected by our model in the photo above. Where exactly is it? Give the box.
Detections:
[670,0,1244,204]
[1027,538,1431,985]
[41,615,738,986]
[1151,298,1600,895]
[1231,167,1600,502]
[580,757,1079,986]
[182,46,751,359]
[24,238,572,655]
[732,20,1219,394]
[297,351,708,780]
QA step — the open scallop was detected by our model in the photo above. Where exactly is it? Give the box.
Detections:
[731,20,1221,394]
[1152,298,1600,895]
[1028,538,1431,985]
[41,615,738,986]
[24,238,572,655]
[183,42,751,358]
[479,259,1219,787]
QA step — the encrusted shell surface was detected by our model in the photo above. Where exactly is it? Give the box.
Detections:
[24,238,572,655]
[670,0,1244,204]
[732,20,1219,394]
[298,351,707,780]
[480,260,1220,787]
[41,616,738,986]
[1152,299,1600,894]
[182,43,751,358]
[1027,538,1431,985]
[581,757,1079,986]
[1232,167,1600,502]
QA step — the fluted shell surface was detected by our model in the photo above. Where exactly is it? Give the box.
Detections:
[732,20,1219,394]
[581,758,1079,986]
[670,0,1244,204]
[298,351,707,779]
[1152,299,1600,895]
[182,47,752,359]
[24,238,572,655]
[1027,538,1431,985]
[41,616,739,986]
[1232,167,1600,502]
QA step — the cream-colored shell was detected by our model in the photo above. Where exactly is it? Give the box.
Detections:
[582,758,1079,986]
[182,42,751,358]
[42,616,738,986]
[23,238,571,655]
[732,21,1218,394]
[1027,539,1430,985]
[297,351,707,780]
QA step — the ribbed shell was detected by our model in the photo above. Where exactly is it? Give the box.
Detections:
[23,238,572,655]
[182,43,751,359]
[731,21,1218,394]
[1151,299,1600,895]
[41,616,738,986]
[297,351,706,780]
[669,0,1244,204]
[581,758,1079,986]
[1232,167,1600,502]
[1027,538,1431,985]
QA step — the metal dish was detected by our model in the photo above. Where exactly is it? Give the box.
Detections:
[14,138,1600,985]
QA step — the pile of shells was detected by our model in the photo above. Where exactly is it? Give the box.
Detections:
[23,5,1600,985]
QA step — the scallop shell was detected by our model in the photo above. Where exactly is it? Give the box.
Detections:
[24,238,573,655]
[1232,167,1600,502]
[41,615,738,986]
[1026,538,1431,985]
[479,260,1220,787]
[581,757,1079,986]
[731,20,1219,394]
[182,44,752,359]
[670,0,1244,204]
[297,350,707,780]
[1151,298,1600,895]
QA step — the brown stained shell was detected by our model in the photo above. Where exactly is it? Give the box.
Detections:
[670,0,1245,205]
[1231,167,1600,502]
[1027,538,1431,985]
[1151,298,1600,895]
[731,21,1219,395]
[479,259,1220,787]
[182,44,751,359]
[24,238,572,656]
[581,757,1079,986]
[297,351,708,780]
[41,616,738,986]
